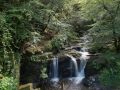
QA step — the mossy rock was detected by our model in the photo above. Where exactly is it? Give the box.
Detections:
[64,49,81,58]
[26,45,43,54]
[31,52,54,61]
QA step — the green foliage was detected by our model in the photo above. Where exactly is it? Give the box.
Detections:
[40,66,48,79]
[31,55,49,61]
[80,0,120,51]
[80,0,120,87]
[0,0,44,75]
[99,52,120,87]
[0,0,80,77]
[51,28,77,52]
[90,60,103,70]
[44,41,52,52]
[51,35,66,51]
[100,68,120,88]
[0,76,17,90]
[0,14,16,75]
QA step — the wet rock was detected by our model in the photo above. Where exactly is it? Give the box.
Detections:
[22,42,43,54]
[72,46,81,51]
[59,49,82,59]
[38,52,54,60]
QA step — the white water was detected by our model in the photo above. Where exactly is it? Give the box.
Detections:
[74,34,90,84]
[50,34,91,84]
[65,49,89,84]
[73,34,90,84]
[51,57,59,82]
[75,50,89,84]
[66,54,78,77]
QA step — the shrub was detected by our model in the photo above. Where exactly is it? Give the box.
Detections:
[0,76,17,90]
[99,52,120,88]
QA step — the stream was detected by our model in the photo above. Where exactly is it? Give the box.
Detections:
[49,35,90,90]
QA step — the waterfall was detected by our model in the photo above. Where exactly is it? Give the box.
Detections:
[65,49,90,84]
[72,34,90,84]
[51,57,59,82]
[66,54,78,77]
[71,49,89,84]
[49,34,91,85]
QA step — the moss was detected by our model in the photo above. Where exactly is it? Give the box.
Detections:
[30,52,53,61]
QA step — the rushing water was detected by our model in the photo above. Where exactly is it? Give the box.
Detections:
[66,54,79,77]
[50,52,89,84]
[75,49,90,84]
[50,34,90,85]
[63,48,90,84]
[51,57,59,82]
[74,34,90,84]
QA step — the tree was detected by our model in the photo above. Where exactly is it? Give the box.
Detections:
[80,0,120,88]
[80,0,120,52]
[0,0,80,75]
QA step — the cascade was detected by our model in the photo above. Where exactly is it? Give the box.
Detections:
[51,57,59,82]
[50,34,91,85]
[75,48,89,84]
[66,54,78,77]
[74,34,90,84]
[65,51,89,84]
